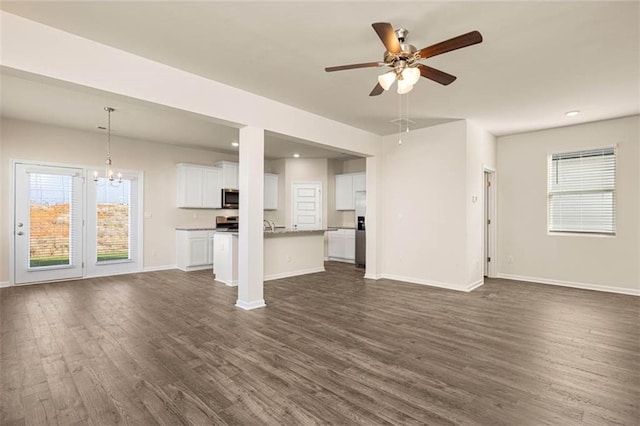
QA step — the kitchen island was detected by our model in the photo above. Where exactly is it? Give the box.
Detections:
[213,229,327,286]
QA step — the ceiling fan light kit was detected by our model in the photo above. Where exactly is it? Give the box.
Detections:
[325,22,483,96]
[377,71,396,91]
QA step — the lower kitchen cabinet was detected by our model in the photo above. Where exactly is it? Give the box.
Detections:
[327,228,356,263]
[176,229,215,271]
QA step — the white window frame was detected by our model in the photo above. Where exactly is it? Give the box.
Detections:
[547,146,617,236]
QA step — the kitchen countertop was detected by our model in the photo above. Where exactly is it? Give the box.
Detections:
[264,228,330,236]
[215,228,331,236]
[175,226,216,231]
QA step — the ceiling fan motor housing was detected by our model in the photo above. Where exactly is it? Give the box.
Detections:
[384,28,418,73]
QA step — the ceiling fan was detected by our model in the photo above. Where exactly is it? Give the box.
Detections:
[325,23,483,96]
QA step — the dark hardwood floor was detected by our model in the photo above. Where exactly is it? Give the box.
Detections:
[1,262,638,425]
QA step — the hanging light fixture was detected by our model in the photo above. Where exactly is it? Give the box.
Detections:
[377,64,421,94]
[93,106,122,186]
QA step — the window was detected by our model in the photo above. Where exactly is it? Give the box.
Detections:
[548,147,616,235]
[95,178,132,262]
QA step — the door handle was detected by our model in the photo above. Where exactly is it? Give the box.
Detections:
[17,231,24,236]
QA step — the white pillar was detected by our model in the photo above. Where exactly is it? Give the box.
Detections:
[236,126,266,310]
[364,155,383,279]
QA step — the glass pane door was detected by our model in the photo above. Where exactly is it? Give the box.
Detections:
[14,163,84,284]
[86,174,141,277]
[96,178,131,262]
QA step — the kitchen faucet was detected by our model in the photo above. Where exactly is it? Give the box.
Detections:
[263,219,275,232]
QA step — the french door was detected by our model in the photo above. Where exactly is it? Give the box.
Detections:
[14,163,84,284]
[13,161,142,285]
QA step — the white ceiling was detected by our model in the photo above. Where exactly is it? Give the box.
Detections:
[0,1,638,143]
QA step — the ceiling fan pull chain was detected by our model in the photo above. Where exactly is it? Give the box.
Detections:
[406,93,410,133]
[398,92,402,145]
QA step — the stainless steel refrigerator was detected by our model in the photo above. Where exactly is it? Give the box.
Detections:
[355,191,366,267]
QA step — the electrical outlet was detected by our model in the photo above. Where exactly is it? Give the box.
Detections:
[285,254,291,263]
[507,256,513,264]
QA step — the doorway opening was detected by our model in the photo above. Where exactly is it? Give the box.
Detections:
[483,168,497,278]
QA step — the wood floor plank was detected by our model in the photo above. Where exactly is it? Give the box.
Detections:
[2,262,638,425]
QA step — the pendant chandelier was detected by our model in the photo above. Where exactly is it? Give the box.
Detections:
[93,106,122,186]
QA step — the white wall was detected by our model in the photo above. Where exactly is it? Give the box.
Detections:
[381,121,470,289]
[0,118,240,282]
[497,115,639,294]
[380,120,496,290]
[466,121,497,285]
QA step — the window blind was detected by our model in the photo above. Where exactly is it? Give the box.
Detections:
[548,147,616,234]
[28,172,82,268]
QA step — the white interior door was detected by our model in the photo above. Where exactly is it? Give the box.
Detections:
[292,182,322,230]
[14,163,84,284]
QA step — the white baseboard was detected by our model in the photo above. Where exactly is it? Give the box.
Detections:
[174,264,212,272]
[264,267,325,282]
[381,274,478,292]
[466,279,485,292]
[0,281,10,288]
[496,273,640,296]
[214,278,237,287]
[235,299,266,310]
[143,264,177,272]
[327,257,355,264]
[363,273,383,280]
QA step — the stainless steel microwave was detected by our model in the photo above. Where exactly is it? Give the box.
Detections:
[221,188,239,209]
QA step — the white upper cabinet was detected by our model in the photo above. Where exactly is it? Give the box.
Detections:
[353,173,366,192]
[335,172,365,211]
[264,173,279,210]
[202,167,222,208]
[335,174,354,210]
[177,163,222,208]
[216,161,239,190]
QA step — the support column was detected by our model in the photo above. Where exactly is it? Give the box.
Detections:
[236,126,266,310]
[364,155,383,279]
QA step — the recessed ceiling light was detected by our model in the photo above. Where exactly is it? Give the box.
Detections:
[231,141,239,147]
[565,110,580,117]
[293,153,300,158]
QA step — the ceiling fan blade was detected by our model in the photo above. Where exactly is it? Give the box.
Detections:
[416,30,483,60]
[417,64,457,85]
[369,82,384,96]
[325,62,382,72]
[372,22,402,54]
